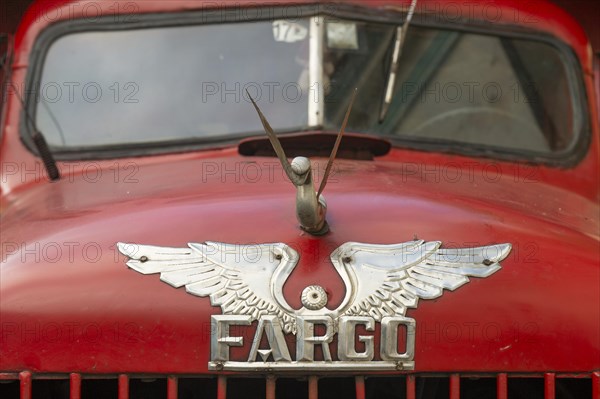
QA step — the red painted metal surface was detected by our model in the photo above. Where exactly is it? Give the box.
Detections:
[1,154,598,373]
[217,376,227,399]
[0,0,599,380]
[497,373,508,399]
[308,376,318,399]
[406,375,416,399]
[449,374,460,399]
[593,372,600,399]
[19,371,31,399]
[355,376,365,399]
[167,376,178,399]
[545,372,556,399]
[69,373,81,399]
[118,374,128,399]
[266,376,276,399]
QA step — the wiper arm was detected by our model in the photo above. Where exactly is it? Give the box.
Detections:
[1,38,60,181]
[379,0,418,122]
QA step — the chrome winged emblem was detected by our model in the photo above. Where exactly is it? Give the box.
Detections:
[118,240,511,371]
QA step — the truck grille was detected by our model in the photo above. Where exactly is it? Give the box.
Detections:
[1,372,598,399]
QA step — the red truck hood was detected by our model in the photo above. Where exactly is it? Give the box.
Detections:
[1,155,598,373]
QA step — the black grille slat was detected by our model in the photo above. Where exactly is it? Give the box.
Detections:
[129,378,168,399]
[508,377,545,399]
[227,378,265,399]
[556,378,593,399]
[32,380,69,399]
[80,379,118,399]
[365,376,407,399]
[0,380,20,398]
[178,377,216,399]
[416,376,449,399]
[318,378,356,399]
[275,378,308,399]
[460,377,497,399]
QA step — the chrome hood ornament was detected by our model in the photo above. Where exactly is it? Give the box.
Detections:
[118,240,511,371]
[247,89,357,235]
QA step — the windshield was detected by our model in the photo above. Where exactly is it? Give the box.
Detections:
[33,13,581,157]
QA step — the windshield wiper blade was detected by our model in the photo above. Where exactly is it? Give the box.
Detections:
[379,0,418,122]
[0,38,60,181]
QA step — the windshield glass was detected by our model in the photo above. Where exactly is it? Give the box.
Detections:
[36,20,310,147]
[34,14,580,156]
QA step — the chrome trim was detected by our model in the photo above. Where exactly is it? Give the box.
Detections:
[308,15,324,127]
[208,361,414,371]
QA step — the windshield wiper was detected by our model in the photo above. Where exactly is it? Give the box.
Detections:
[1,37,60,181]
[379,0,418,122]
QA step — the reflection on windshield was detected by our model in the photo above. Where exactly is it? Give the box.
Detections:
[35,15,577,155]
[324,25,574,153]
[37,21,310,147]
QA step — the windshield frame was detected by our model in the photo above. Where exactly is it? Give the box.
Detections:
[21,3,590,166]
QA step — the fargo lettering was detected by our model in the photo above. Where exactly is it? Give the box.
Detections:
[209,315,416,371]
